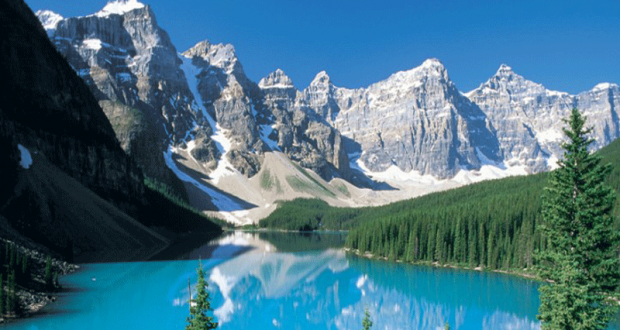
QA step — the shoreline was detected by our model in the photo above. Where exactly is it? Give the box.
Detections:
[343,247,543,282]
[0,239,79,325]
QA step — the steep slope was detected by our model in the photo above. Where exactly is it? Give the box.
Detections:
[0,0,222,260]
[467,65,620,173]
[37,1,202,192]
[304,59,501,179]
[35,1,620,225]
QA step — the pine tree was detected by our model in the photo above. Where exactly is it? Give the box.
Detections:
[0,273,3,316]
[186,261,217,330]
[537,109,620,329]
[44,255,53,290]
[362,307,372,330]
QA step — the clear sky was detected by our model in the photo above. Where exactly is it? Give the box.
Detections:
[26,0,620,94]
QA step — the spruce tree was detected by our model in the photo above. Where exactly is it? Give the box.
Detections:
[362,307,372,330]
[186,261,217,330]
[0,273,3,316]
[537,108,620,329]
[44,255,53,290]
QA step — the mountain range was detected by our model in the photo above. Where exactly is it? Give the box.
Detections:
[36,0,620,224]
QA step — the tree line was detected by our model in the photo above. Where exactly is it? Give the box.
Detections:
[0,242,60,317]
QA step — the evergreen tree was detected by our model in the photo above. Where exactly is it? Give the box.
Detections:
[0,273,3,316]
[44,255,53,290]
[186,261,217,330]
[537,109,620,329]
[362,307,372,330]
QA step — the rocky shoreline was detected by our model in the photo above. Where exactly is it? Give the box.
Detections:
[0,238,79,324]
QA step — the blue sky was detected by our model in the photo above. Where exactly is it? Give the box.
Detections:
[27,0,620,94]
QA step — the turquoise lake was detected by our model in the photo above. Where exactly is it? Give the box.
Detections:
[5,232,545,330]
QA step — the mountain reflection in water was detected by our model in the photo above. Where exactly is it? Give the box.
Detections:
[5,232,541,330]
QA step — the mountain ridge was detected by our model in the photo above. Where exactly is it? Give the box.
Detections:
[36,1,620,224]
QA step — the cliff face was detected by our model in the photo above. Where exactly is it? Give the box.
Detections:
[0,0,169,258]
[468,65,620,172]
[1,0,144,202]
[303,59,501,179]
[34,1,620,216]
[39,3,200,190]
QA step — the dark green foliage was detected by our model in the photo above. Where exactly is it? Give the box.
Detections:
[186,261,218,330]
[143,177,226,231]
[362,307,372,330]
[6,270,16,315]
[262,130,620,275]
[259,198,362,231]
[44,255,53,290]
[537,109,619,329]
[0,273,3,316]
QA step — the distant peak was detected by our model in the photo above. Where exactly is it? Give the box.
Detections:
[310,70,331,85]
[496,64,515,76]
[35,10,63,32]
[96,0,145,17]
[259,69,295,89]
[182,40,212,58]
[421,58,444,69]
[593,82,617,91]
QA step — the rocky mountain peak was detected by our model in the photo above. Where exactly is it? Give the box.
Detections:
[95,0,146,17]
[259,69,295,89]
[495,64,514,77]
[592,82,619,92]
[310,71,331,86]
[35,10,63,35]
[183,41,239,73]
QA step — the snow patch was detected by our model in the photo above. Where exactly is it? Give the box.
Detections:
[82,39,103,51]
[35,10,63,35]
[593,82,613,91]
[163,146,243,211]
[536,128,564,144]
[17,144,32,169]
[96,0,145,17]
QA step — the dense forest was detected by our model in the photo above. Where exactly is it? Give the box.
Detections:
[260,137,620,272]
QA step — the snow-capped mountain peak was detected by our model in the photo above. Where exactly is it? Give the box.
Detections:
[35,10,63,36]
[96,0,145,17]
[495,64,514,76]
[259,69,295,89]
[310,70,331,86]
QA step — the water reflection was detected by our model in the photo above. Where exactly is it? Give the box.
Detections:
[5,231,542,330]
[202,232,541,329]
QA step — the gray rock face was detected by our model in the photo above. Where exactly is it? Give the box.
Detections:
[37,3,212,190]
[182,42,351,180]
[38,2,620,188]
[468,65,620,172]
[257,69,351,180]
[303,59,500,179]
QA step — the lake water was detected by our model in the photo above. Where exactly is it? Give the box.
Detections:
[5,232,544,330]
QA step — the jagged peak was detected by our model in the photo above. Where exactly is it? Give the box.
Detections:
[95,0,145,17]
[495,64,515,77]
[182,40,238,71]
[259,68,295,89]
[35,10,63,32]
[379,58,450,89]
[310,70,331,86]
[182,40,212,58]
[420,58,445,70]
[592,82,619,91]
